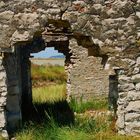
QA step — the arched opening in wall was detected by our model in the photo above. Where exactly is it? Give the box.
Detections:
[20,44,74,125]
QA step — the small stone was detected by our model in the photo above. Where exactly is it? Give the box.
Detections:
[125,122,140,135]
[119,92,127,99]
[136,12,140,18]
[125,113,140,122]
[131,74,140,83]
[0,97,6,106]
[136,83,140,91]
[0,72,6,81]
[1,130,9,140]
[118,83,135,92]
[127,91,140,101]
[0,112,6,128]
[126,101,140,112]
[132,67,140,74]
[116,113,125,129]
[12,30,30,42]
[0,1,5,8]
[118,75,131,84]
[136,57,140,66]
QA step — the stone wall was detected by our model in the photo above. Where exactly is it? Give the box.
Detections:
[0,56,8,138]
[0,0,140,136]
[0,50,23,138]
[66,38,109,101]
[116,58,140,135]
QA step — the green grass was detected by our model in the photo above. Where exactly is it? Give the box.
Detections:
[31,64,66,86]
[32,84,66,104]
[16,112,140,140]
[70,97,108,113]
[14,64,140,140]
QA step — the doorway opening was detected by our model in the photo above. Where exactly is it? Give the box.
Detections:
[31,47,66,103]
[21,46,74,125]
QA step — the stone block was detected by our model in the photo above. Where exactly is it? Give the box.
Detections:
[126,101,140,112]
[0,72,6,81]
[136,83,140,91]
[0,79,6,87]
[125,113,140,122]
[0,86,7,93]
[119,92,127,99]
[1,91,7,97]
[125,122,140,135]
[132,67,140,74]
[116,113,125,129]
[118,83,135,92]
[118,75,131,84]
[127,91,140,101]
[136,57,140,66]
[1,130,9,139]
[0,97,6,106]
[0,111,6,128]
[117,98,126,105]
[132,74,140,83]
[0,1,5,8]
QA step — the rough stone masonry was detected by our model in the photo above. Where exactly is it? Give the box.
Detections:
[0,0,140,137]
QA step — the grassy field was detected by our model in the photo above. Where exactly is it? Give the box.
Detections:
[12,64,140,140]
[33,84,66,104]
[31,64,66,87]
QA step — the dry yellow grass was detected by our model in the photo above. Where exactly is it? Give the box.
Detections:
[32,84,66,104]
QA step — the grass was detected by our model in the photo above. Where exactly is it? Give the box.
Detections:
[16,112,140,140]
[13,64,140,140]
[70,97,108,113]
[31,64,66,87]
[32,84,66,104]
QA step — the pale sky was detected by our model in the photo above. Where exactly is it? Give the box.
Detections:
[31,47,64,58]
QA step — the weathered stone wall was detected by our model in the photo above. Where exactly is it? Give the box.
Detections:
[116,60,140,135]
[0,57,8,138]
[0,50,23,138]
[66,38,109,101]
[0,0,140,136]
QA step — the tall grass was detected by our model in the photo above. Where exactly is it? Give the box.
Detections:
[16,113,140,140]
[33,84,66,104]
[15,64,140,140]
[31,64,66,86]
[70,97,108,113]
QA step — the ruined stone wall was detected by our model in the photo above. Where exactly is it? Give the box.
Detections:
[0,0,140,136]
[66,38,109,101]
[0,57,8,138]
[116,59,140,135]
[0,50,23,138]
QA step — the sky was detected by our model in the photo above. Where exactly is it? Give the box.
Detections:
[31,47,64,58]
